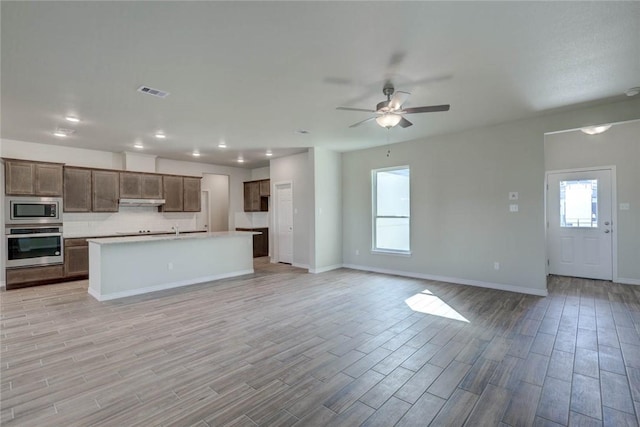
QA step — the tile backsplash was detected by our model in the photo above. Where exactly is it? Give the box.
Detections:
[63,206,197,237]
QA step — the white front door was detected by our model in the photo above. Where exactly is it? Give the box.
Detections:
[275,183,293,264]
[195,190,209,231]
[547,168,613,280]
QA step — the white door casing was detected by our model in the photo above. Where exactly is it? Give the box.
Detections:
[274,182,293,264]
[547,168,614,281]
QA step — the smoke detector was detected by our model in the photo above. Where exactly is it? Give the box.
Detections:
[137,85,170,98]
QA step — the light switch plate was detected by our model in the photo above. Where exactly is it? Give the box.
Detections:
[620,203,630,211]
[509,192,519,200]
[509,204,519,212]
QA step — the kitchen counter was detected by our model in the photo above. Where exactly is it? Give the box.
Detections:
[64,229,208,239]
[88,231,256,301]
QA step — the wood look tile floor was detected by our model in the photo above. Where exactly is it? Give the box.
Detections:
[1,259,639,426]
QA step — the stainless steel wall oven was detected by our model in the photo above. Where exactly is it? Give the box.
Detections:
[6,225,63,268]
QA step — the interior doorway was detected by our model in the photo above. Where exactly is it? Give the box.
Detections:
[202,174,229,231]
[273,182,293,264]
[546,167,615,280]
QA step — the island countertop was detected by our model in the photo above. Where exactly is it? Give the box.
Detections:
[87,230,257,245]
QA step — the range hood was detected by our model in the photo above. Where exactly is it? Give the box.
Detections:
[119,198,165,207]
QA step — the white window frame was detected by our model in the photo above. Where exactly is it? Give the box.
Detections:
[371,165,411,255]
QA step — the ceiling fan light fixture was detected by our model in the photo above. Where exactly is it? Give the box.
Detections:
[580,124,612,135]
[376,113,402,129]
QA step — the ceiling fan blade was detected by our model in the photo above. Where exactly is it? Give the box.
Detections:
[388,91,410,111]
[349,117,376,128]
[336,106,376,113]
[402,104,450,114]
[398,117,413,128]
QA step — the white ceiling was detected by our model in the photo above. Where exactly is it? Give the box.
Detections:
[2,2,638,168]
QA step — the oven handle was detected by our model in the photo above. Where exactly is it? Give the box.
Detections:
[7,233,62,239]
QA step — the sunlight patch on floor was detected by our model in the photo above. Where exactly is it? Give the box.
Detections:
[405,290,470,322]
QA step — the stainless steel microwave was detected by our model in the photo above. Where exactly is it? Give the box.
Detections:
[6,197,63,225]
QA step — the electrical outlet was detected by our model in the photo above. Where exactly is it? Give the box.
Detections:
[509,204,519,212]
[494,262,500,270]
[168,262,173,270]
[355,249,360,256]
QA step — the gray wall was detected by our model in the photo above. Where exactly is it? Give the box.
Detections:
[270,151,311,268]
[545,120,640,283]
[309,148,343,272]
[342,97,640,295]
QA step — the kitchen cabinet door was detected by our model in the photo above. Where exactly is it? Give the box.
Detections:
[141,174,163,199]
[163,175,183,212]
[243,181,261,212]
[119,173,142,198]
[64,167,92,212]
[183,177,201,212]
[35,163,63,196]
[5,160,35,195]
[259,179,270,196]
[92,170,119,212]
[64,239,89,278]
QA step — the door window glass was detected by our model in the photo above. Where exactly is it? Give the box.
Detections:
[560,179,598,228]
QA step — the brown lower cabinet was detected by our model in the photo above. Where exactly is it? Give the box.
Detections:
[6,238,89,289]
[6,265,65,290]
[236,227,269,258]
[64,238,89,279]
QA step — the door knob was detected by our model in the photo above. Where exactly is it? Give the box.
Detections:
[604,221,610,226]
[604,229,610,233]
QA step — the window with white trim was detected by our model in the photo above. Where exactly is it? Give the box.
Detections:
[372,166,410,254]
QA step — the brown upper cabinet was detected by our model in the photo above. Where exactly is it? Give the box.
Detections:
[120,172,163,199]
[183,177,201,212]
[244,179,269,212]
[4,159,63,196]
[92,170,120,212]
[163,175,201,212]
[162,175,184,212]
[64,167,92,212]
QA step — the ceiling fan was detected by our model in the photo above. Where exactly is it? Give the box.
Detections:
[337,82,450,129]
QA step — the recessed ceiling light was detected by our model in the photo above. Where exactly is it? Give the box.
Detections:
[625,87,640,97]
[155,133,166,139]
[65,116,80,123]
[192,151,201,157]
[134,142,144,149]
[296,129,310,134]
[581,124,612,135]
[237,158,244,163]
[266,151,273,157]
[218,142,227,148]
[53,128,75,137]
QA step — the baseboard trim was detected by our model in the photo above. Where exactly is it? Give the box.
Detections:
[309,264,343,274]
[293,263,309,270]
[88,269,254,301]
[0,280,5,290]
[617,277,640,286]
[342,263,548,297]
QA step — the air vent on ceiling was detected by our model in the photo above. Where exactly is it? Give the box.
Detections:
[137,85,170,98]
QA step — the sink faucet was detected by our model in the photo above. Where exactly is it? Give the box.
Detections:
[172,225,180,236]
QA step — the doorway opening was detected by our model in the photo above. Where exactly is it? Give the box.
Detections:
[202,174,230,231]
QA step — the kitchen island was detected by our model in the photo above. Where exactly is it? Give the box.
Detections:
[87,231,255,301]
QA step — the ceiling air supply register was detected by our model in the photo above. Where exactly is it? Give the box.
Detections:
[118,198,165,207]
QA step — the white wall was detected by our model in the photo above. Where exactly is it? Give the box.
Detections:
[2,138,122,169]
[545,120,640,284]
[251,166,270,180]
[270,151,311,268]
[342,96,640,295]
[309,148,342,273]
